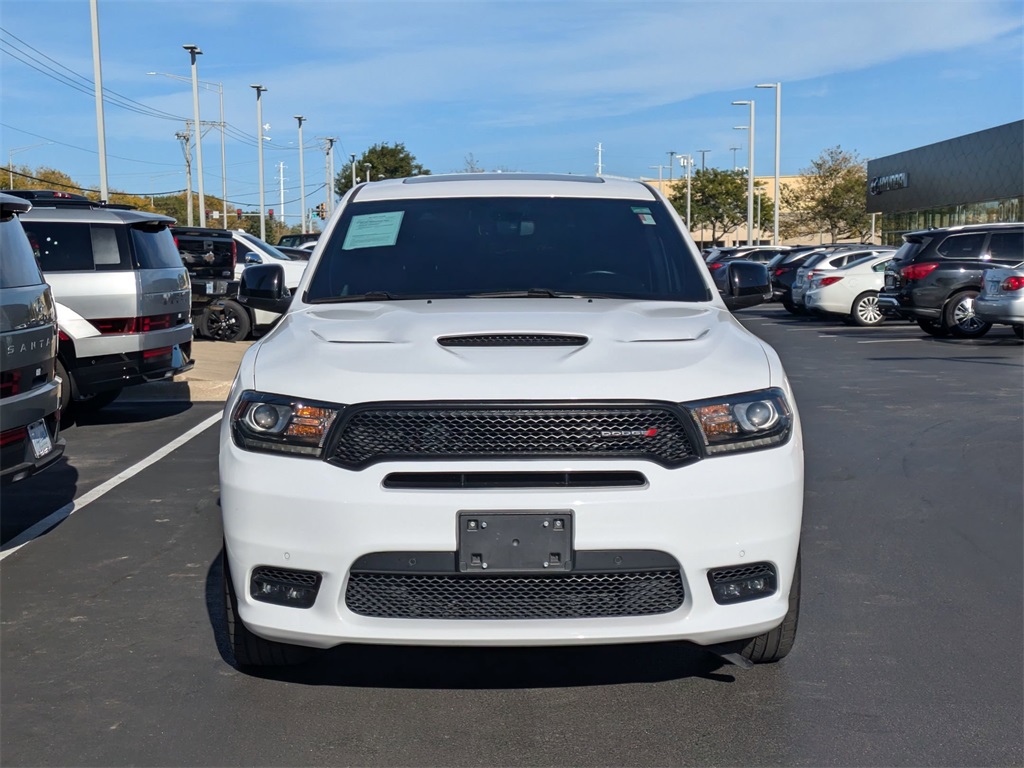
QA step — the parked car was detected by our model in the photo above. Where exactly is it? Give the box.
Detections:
[803,252,895,326]
[770,247,830,309]
[974,262,1024,338]
[0,192,65,483]
[791,248,894,312]
[706,246,792,277]
[171,226,241,340]
[277,232,320,249]
[221,173,803,669]
[276,245,312,261]
[878,223,1024,337]
[10,190,193,417]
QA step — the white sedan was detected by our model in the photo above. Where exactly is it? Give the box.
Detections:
[804,253,894,326]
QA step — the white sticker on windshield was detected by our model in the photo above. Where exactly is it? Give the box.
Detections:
[342,211,405,250]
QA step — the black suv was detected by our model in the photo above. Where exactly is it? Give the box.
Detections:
[878,223,1024,338]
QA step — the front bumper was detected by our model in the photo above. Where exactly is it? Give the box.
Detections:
[220,428,804,650]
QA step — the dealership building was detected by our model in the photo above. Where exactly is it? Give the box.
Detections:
[866,120,1023,245]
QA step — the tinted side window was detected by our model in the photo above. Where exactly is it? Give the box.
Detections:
[131,224,185,269]
[936,233,985,259]
[872,259,892,272]
[987,231,1023,261]
[24,222,130,272]
[0,215,45,288]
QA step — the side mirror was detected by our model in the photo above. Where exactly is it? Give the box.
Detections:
[237,263,292,314]
[720,260,771,311]
[244,253,263,265]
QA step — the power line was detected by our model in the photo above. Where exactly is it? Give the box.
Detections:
[1,122,180,167]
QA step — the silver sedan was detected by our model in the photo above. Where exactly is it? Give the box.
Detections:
[975,263,1024,338]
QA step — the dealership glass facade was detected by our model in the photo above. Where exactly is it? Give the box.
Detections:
[866,121,1023,246]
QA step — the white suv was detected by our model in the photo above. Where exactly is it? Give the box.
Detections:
[220,174,803,668]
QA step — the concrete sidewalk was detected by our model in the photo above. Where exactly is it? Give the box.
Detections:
[120,339,254,403]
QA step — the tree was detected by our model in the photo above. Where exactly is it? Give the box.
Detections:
[670,168,770,247]
[781,146,870,242]
[334,142,430,199]
[5,165,85,193]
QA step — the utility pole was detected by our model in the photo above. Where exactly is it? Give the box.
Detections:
[183,44,205,226]
[251,84,268,242]
[89,0,109,201]
[596,142,603,176]
[278,161,286,228]
[323,137,337,215]
[697,149,710,172]
[176,121,193,226]
[294,116,306,232]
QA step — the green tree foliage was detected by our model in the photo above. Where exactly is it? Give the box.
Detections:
[334,142,430,198]
[670,168,770,246]
[781,146,870,242]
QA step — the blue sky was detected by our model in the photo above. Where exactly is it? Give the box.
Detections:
[1,0,1021,216]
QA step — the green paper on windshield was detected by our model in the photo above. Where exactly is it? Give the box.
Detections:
[342,211,405,250]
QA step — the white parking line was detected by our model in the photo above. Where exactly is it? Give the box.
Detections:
[0,411,223,562]
[857,338,922,344]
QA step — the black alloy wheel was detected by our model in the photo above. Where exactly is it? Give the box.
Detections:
[201,300,252,342]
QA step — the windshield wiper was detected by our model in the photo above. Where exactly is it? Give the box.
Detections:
[468,288,577,298]
[308,291,398,304]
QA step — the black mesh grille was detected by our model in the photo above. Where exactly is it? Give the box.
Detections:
[330,404,696,468]
[437,334,587,347]
[345,570,685,619]
[708,562,776,583]
[252,567,320,587]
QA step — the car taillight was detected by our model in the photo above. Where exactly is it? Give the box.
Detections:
[900,262,939,281]
[709,262,725,270]
[1000,276,1024,292]
[230,240,237,271]
[0,370,22,399]
[92,313,179,335]
[773,268,786,277]
[819,276,843,287]
[0,426,28,447]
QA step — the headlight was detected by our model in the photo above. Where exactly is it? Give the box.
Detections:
[231,391,343,457]
[682,388,792,455]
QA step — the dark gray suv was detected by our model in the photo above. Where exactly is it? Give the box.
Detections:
[878,223,1024,338]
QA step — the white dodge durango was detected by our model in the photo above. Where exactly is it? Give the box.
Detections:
[219,174,803,669]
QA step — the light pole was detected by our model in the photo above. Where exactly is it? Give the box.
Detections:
[730,146,741,171]
[251,84,268,241]
[667,151,676,183]
[7,143,52,187]
[295,115,306,232]
[182,45,206,226]
[148,72,226,223]
[89,0,109,201]
[732,99,755,245]
[364,163,372,185]
[350,153,356,190]
[697,149,711,172]
[648,165,665,187]
[756,82,781,245]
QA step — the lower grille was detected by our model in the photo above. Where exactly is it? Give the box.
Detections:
[345,570,684,619]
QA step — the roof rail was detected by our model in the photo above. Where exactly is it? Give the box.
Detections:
[1,189,136,210]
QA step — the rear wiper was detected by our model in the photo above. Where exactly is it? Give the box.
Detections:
[308,291,398,304]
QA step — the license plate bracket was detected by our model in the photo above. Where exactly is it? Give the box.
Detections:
[457,510,573,573]
[27,419,53,459]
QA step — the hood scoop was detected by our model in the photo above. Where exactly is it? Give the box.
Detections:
[437,333,588,348]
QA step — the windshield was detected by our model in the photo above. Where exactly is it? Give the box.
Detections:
[305,196,710,302]
[239,232,293,261]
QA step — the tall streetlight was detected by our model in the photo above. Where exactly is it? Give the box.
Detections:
[679,154,694,231]
[350,153,356,190]
[667,151,676,183]
[756,82,781,246]
[730,146,741,170]
[251,84,268,241]
[7,143,52,187]
[732,99,755,245]
[89,0,109,201]
[148,72,226,223]
[295,116,306,232]
[364,163,372,185]
[697,149,711,172]
[182,45,206,226]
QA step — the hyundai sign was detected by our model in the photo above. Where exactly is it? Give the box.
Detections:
[870,172,909,195]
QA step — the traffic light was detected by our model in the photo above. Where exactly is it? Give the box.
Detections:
[268,208,274,221]
[317,203,326,220]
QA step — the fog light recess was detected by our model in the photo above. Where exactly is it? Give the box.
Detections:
[250,566,322,608]
[708,562,777,604]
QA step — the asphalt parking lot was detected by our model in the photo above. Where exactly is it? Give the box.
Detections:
[1,309,1021,767]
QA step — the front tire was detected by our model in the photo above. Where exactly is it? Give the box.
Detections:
[944,290,991,338]
[740,552,800,664]
[1013,324,1023,339]
[75,387,122,412]
[851,291,884,327]
[201,300,252,342]
[222,550,313,669]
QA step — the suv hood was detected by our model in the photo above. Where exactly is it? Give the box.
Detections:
[246,299,776,403]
